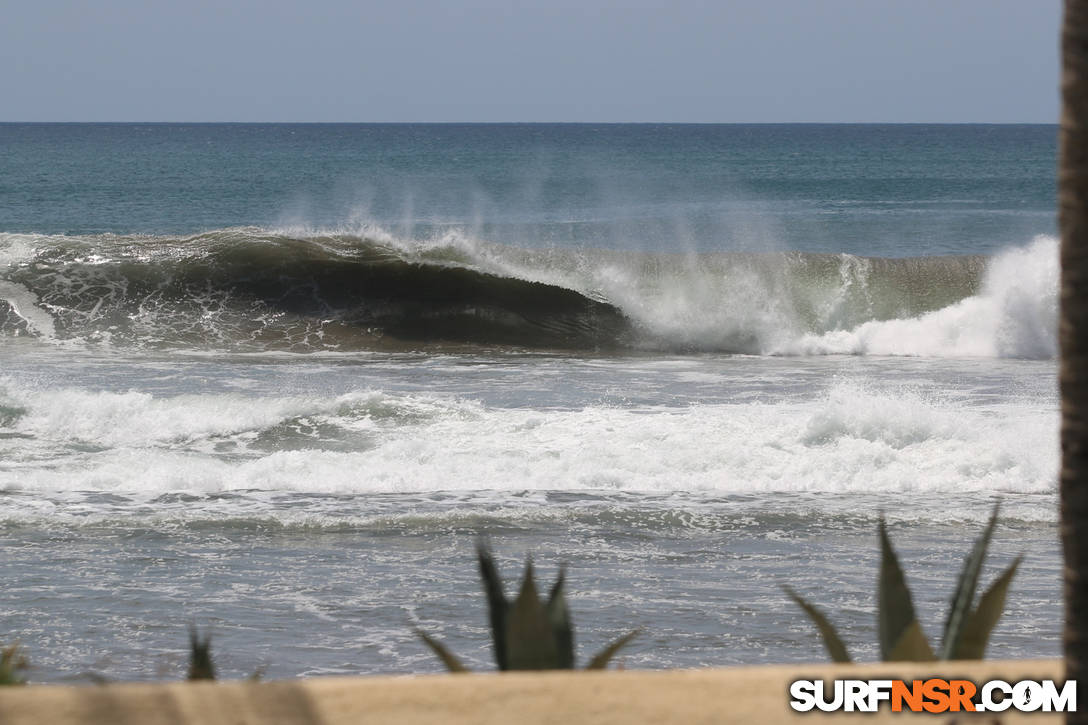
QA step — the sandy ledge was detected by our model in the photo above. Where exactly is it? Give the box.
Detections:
[0,659,1065,724]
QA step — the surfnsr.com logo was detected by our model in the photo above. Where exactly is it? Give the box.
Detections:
[789,678,1076,713]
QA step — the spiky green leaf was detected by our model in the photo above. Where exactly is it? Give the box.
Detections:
[505,561,563,670]
[0,644,27,686]
[585,630,640,670]
[878,517,919,661]
[546,566,575,669]
[187,626,216,681]
[940,503,1000,660]
[782,586,852,663]
[477,543,510,671]
[417,630,470,673]
[886,619,937,662]
[952,555,1022,660]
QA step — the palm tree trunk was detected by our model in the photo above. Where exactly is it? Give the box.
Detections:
[1062,1,1088,719]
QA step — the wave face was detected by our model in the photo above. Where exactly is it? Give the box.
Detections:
[0,228,632,351]
[0,228,1057,356]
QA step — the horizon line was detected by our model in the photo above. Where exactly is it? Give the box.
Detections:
[0,120,1060,126]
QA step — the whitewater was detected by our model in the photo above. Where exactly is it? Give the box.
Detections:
[0,123,1062,681]
[0,231,1060,503]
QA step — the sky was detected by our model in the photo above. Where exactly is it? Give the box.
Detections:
[1,0,1061,123]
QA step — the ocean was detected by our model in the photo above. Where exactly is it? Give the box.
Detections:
[0,123,1060,680]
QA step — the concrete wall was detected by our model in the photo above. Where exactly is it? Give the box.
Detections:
[0,659,1066,724]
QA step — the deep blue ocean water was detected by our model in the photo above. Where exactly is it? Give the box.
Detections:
[0,124,1062,681]
[0,123,1054,253]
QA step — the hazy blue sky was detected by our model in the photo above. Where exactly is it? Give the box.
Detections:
[1,0,1060,122]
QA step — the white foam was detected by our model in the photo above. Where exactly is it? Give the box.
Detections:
[779,236,1059,358]
[0,280,56,339]
[0,234,57,339]
[0,383,474,448]
[0,380,1057,520]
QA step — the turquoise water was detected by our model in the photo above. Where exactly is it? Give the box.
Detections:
[0,124,1062,681]
[0,123,1054,254]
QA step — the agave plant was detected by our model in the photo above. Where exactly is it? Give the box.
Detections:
[187,625,216,680]
[0,644,28,685]
[785,504,1021,662]
[418,544,639,672]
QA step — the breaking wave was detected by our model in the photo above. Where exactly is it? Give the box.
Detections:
[0,227,1057,357]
